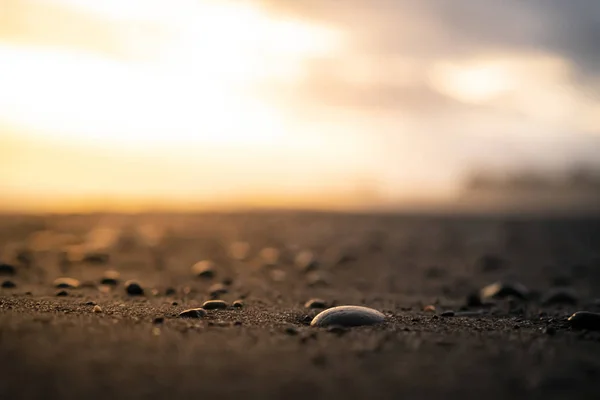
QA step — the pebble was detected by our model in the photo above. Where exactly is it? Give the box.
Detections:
[165,287,177,296]
[568,311,600,331]
[310,305,385,327]
[305,298,327,309]
[191,260,216,278]
[85,301,96,305]
[1,280,16,288]
[441,310,455,317]
[53,277,81,289]
[295,250,318,271]
[82,252,110,264]
[326,325,348,335]
[0,263,16,276]
[153,317,164,324]
[100,270,120,286]
[229,241,250,261]
[541,288,579,306]
[202,300,228,310]
[56,290,69,297]
[270,269,287,282]
[423,305,436,312]
[305,271,329,287]
[259,247,280,266]
[284,326,299,335]
[209,283,228,297]
[93,305,103,313]
[232,300,244,308]
[125,280,144,296]
[477,254,506,272]
[178,308,207,319]
[480,281,529,300]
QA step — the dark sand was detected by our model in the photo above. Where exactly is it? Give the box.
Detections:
[1,212,600,399]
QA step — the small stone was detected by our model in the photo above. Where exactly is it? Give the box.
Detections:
[100,270,120,286]
[310,305,385,327]
[541,288,579,306]
[165,287,177,296]
[0,263,16,276]
[270,269,286,282]
[98,285,111,294]
[229,241,250,261]
[93,305,102,313]
[305,271,329,287]
[284,326,299,335]
[82,252,110,264]
[466,292,484,307]
[85,301,96,306]
[232,300,244,308]
[125,280,144,296]
[202,300,228,310]
[172,301,179,306]
[305,299,327,309]
[568,311,600,331]
[153,317,164,324]
[295,250,318,271]
[222,277,233,286]
[441,310,455,317]
[53,277,81,289]
[423,305,436,312]
[259,247,280,266]
[326,325,348,335]
[191,260,216,278]
[209,283,228,297]
[178,308,207,319]
[480,281,528,300]
[56,290,69,297]
[151,288,160,296]
[1,280,16,288]
[234,321,242,326]
[477,254,506,272]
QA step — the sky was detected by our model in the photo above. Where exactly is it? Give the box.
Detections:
[1,0,599,212]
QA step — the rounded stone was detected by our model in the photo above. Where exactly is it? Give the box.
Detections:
[0,263,16,276]
[53,277,81,289]
[55,290,69,297]
[232,300,244,308]
[295,250,318,271]
[310,305,385,327]
[100,270,120,286]
[191,260,216,278]
[568,311,600,331]
[1,280,16,288]
[178,308,207,318]
[202,300,228,310]
[93,305,103,313]
[541,288,579,306]
[229,242,250,261]
[125,280,144,296]
[259,247,280,266]
[305,298,327,309]
[208,283,228,297]
[480,281,528,300]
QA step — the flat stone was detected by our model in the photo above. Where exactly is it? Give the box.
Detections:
[202,300,228,310]
[310,305,385,327]
[209,283,228,297]
[0,263,16,276]
[125,280,144,296]
[295,250,319,271]
[100,270,120,286]
[229,242,250,261]
[56,290,69,297]
[165,287,177,296]
[259,247,280,266]
[568,311,600,331]
[541,288,579,306]
[441,310,455,317]
[305,271,329,287]
[82,252,110,264]
[480,281,529,300]
[93,305,103,313]
[53,277,81,289]
[191,260,216,279]
[232,300,244,308]
[1,280,16,288]
[304,298,327,309]
[178,308,207,319]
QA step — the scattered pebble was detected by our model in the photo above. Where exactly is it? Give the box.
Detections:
[93,305,103,313]
[222,277,233,286]
[305,298,327,309]
[153,317,164,324]
[85,301,96,306]
[310,305,385,327]
[100,270,120,286]
[0,263,16,276]
[480,281,529,300]
[477,254,506,272]
[541,288,579,306]
[295,250,318,271]
[172,301,179,306]
[270,269,287,282]
[56,290,69,297]
[82,252,110,264]
[305,271,329,287]
[259,247,280,266]
[229,241,250,261]
[125,280,144,296]
[568,311,600,331]
[1,280,16,288]
[441,310,455,317]
[165,287,177,296]
[178,308,207,319]
[209,283,228,297]
[423,305,436,312]
[53,277,81,289]
[284,326,299,335]
[202,300,228,310]
[232,300,244,308]
[191,260,216,278]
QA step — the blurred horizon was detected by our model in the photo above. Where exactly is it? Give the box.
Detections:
[1,0,600,213]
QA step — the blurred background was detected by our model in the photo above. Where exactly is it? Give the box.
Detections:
[1,0,599,213]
